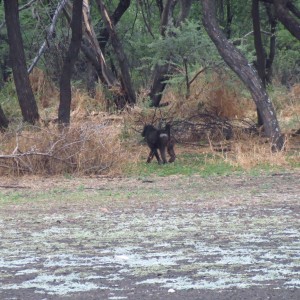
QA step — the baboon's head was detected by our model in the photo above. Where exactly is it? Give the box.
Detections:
[142,124,155,137]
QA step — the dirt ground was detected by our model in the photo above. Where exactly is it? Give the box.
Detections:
[0,171,299,300]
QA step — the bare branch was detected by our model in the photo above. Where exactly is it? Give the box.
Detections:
[27,0,69,74]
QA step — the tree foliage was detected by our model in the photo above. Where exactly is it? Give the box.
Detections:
[0,0,299,137]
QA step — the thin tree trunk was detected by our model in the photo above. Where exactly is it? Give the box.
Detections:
[58,0,83,125]
[156,0,164,16]
[98,0,131,51]
[0,105,9,130]
[225,0,233,39]
[252,0,266,126]
[202,0,284,150]
[149,0,177,107]
[149,64,171,107]
[252,0,266,86]
[82,0,116,87]
[4,0,39,124]
[96,0,136,106]
[149,0,192,107]
[265,3,277,84]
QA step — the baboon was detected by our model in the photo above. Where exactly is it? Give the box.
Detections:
[142,124,176,164]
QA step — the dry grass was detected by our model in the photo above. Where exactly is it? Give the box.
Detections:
[0,120,126,176]
[0,70,298,177]
[159,72,254,121]
[222,136,289,170]
[29,68,58,108]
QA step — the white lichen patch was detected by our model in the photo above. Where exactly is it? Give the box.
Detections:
[15,268,39,276]
[1,174,300,297]
[1,273,100,295]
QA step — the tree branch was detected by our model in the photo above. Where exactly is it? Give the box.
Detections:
[0,0,38,31]
[27,0,68,74]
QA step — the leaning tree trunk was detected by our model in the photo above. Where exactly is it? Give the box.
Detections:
[97,0,136,106]
[149,64,171,107]
[4,0,39,124]
[149,0,193,107]
[202,0,284,150]
[98,0,131,52]
[58,0,83,125]
[274,0,300,40]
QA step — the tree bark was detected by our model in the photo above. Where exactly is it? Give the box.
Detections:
[252,1,277,125]
[4,0,39,124]
[202,0,284,150]
[265,3,277,84]
[259,0,300,38]
[274,0,300,40]
[58,0,83,125]
[252,0,267,86]
[98,0,131,51]
[252,0,266,126]
[225,0,233,39]
[28,0,68,74]
[149,0,192,107]
[0,105,9,130]
[156,0,164,16]
[96,0,136,106]
[82,0,116,87]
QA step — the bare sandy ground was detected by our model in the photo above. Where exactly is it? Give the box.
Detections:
[0,172,299,299]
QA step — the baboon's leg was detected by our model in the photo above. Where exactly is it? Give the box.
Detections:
[159,133,169,164]
[167,143,176,163]
[153,149,162,164]
[147,150,155,163]
[147,149,162,164]
[159,146,168,164]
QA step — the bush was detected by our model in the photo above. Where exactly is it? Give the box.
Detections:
[0,121,125,176]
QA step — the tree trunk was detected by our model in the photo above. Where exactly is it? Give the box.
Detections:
[225,0,233,39]
[149,64,171,107]
[252,0,267,86]
[274,0,300,40]
[156,0,164,16]
[252,0,266,127]
[265,3,277,84]
[98,0,131,52]
[97,0,136,106]
[4,0,39,124]
[82,0,116,87]
[58,0,83,125]
[0,105,9,130]
[202,0,284,150]
[149,0,192,107]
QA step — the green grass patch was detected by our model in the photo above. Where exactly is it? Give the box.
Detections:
[125,153,241,177]
[287,153,300,168]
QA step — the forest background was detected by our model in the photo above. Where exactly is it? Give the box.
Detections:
[0,0,299,176]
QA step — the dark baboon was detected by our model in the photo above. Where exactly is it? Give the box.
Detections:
[142,124,176,164]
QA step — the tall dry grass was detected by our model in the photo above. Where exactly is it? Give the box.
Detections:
[0,121,126,176]
[221,136,290,169]
[0,68,297,176]
[29,68,58,108]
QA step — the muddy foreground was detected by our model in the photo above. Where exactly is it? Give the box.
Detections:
[0,172,299,299]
